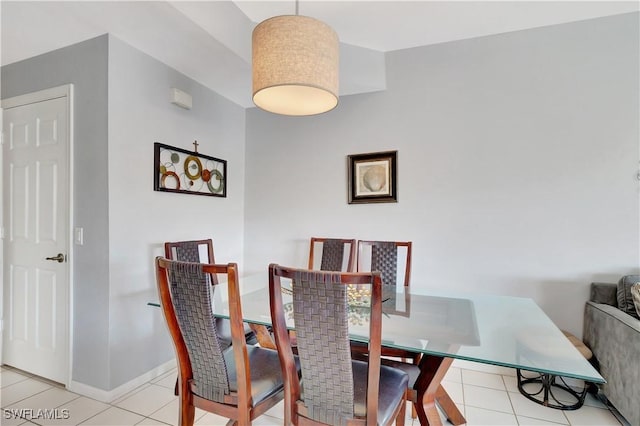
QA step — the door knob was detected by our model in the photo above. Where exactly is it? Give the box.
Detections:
[45,253,66,263]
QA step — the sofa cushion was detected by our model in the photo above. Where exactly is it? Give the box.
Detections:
[617,275,640,319]
[590,283,618,306]
[631,283,640,318]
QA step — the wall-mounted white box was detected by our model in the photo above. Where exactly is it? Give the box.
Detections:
[170,88,192,110]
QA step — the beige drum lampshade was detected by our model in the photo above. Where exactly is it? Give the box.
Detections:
[252,15,339,116]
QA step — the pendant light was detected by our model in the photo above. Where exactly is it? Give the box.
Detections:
[252,0,339,116]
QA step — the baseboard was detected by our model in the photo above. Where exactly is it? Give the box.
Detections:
[67,359,176,403]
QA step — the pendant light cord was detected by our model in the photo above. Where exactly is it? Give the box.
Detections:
[295,0,299,15]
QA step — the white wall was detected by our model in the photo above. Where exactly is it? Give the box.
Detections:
[107,36,246,388]
[245,13,640,337]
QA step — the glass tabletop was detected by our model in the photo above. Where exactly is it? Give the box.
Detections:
[207,272,604,384]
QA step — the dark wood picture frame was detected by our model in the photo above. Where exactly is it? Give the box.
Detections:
[348,150,397,204]
[154,142,227,198]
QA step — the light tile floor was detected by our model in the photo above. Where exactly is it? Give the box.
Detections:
[1,361,626,426]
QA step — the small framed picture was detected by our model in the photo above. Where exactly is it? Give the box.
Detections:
[347,150,397,204]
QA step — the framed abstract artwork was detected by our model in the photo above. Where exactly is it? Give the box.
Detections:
[154,142,227,197]
[347,150,397,204]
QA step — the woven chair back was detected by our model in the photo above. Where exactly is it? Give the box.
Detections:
[174,241,201,262]
[358,240,412,288]
[166,261,230,402]
[165,239,217,285]
[309,237,356,272]
[319,239,346,271]
[292,270,355,423]
[270,265,384,425]
[371,242,398,288]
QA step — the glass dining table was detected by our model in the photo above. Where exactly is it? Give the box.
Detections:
[153,272,605,426]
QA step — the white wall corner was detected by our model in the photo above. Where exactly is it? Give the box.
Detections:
[339,43,386,96]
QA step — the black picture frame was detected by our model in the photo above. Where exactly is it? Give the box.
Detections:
[154,142,227,198]
[348,150,397,204]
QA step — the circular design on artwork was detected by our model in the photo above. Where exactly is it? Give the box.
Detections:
[161,171,180,190]
[159,149,173,165]
[207,170,224,194]
[180,173,204,192]
[159,164,167,174]
[184,156,203,180]
[201,169,211,182]
[170,153,180,164]
[362,165,386,192]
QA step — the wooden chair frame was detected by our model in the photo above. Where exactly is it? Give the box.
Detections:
[164,239,218,283]
[155,258,284,426]
[308,237,357,272]
[269,264,406,426]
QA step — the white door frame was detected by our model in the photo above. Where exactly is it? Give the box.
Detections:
[1,84,74,386]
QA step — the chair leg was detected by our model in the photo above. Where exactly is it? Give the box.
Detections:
[177,374,195,426]
[178,397,195,426]
[410,353,421,419]
[395,393,407,426]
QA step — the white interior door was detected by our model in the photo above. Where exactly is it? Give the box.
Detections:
[2,86,71,384]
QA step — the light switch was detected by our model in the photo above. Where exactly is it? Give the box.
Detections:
[74,227,84,245]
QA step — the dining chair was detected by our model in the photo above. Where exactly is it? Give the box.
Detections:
[308,237,357,272]
[164,239,258,397]
[155,257,287,426]
[269,264,409,426]
[355,240,419,418]
[355,241,414,358]
[164,239,257,348]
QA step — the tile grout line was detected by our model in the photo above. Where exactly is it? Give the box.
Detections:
[1,384,54,410]
[502,376,523,425]
[145,393,179,424]
[78,404,140,426]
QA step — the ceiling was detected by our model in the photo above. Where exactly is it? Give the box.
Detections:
[2,1,638,107]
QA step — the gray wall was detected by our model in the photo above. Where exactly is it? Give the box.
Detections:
[244,13,640,336]
[1,35,111,389]
[106,36,247,389]
[1,34,247,391]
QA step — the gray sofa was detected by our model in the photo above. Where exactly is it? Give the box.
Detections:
[583,281,640,426]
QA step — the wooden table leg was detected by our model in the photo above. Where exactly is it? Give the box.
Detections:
[436,385,466,425]
[413,355,465,426]
[248,324,277,350]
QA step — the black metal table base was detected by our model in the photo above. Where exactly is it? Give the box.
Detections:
[517,369,589,410]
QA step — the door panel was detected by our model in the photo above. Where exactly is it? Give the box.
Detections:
[10,163,29,240]
[3,94,69,384]
[9,266,29,342]
[36,269,57,350]
[37,161,58,242]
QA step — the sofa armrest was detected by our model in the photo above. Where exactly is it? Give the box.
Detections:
[590,282,617,306]
[583,301,640,426]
